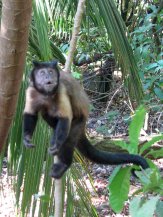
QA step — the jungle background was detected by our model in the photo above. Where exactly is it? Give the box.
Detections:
[0,0,163,216]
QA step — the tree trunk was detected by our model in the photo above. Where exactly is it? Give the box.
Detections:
[0,0,32,152]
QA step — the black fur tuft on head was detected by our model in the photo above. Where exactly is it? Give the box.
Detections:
[32,60,41,68]
[50,60,58,68]
[32,60,58,69]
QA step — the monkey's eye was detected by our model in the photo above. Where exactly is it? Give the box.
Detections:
[40,70,45,75]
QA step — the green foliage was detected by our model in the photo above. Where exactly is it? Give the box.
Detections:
[129,167,163,217]
[145,148,163,159]
[114,106,163,155]
[94,0,144,103]
[139,135,163,155]
[114,106,146,154]
[156,200,163,217]
[29,0,66,63]
[108,166,131,213]
[109,105,163,214]
[129,105,146,154]
[32,0,52,60]
[135,168,163,194]
[129,195,159,217]
[131,4,163,102]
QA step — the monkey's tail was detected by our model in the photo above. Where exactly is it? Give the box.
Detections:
[77,134,149,170]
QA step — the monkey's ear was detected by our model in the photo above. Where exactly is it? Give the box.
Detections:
[50,60,58,68]
[32,60,41,68]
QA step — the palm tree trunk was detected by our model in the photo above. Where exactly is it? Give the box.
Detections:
[0,0,32,152]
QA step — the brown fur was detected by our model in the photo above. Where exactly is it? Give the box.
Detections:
[24,70,89,121]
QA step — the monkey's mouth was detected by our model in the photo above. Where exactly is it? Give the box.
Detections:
[44,82,56,91]
[45,81,54,86]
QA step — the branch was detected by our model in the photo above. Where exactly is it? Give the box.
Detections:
[54,1,86,217]
[54,157,63,217]
[64,0,86,72]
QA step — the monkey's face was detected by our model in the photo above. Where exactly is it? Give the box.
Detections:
[34,67,59,94]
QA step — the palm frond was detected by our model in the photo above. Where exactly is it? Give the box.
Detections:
[93,0,144,103]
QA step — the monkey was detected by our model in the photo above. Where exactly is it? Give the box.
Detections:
[23,60,149,179]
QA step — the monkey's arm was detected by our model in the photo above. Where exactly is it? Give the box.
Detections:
[49,91,73,155]
[23,113,38,148]
[23,88,38,148]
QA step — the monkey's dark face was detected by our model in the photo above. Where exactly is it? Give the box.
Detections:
[31,60,60,95]
[34,68,58,93]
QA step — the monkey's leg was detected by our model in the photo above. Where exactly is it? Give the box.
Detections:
[48,117,70,155]
[50,118,85,178]
[23,113,38,148]
[50,141,74,179]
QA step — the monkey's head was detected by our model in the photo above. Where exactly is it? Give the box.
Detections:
[30,60,60,95]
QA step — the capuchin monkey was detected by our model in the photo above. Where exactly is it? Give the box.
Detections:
[23,60,149,179]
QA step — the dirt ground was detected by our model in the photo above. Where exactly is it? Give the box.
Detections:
[0,158,163,217]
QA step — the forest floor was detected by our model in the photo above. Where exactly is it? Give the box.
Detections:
[1,158,163,217]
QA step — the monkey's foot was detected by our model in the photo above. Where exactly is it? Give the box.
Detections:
[23,138,35,148]
[50,163,68,179]
[48,145,59,155]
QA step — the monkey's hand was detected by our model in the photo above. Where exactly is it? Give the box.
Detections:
[48,144,59,155]
[23,135,35,148]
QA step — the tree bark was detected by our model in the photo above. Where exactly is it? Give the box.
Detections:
[0,0,32,152]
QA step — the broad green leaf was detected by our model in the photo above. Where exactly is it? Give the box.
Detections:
[135,168,163,192]
[129,106,146,154]
[135,169,152,186]
[156,200,163,217]
[113,141,129,152]
[140,135,163,154]
[129,196,159,217]
[145,159,160,173]
[129,196,145,216]
[108,166,131,213]
[108,166,121,183]
[145,148,163,159]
